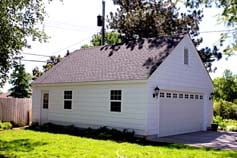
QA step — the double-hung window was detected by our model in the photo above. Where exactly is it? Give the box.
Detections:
[64,91,72,109]
[110,90,122,112]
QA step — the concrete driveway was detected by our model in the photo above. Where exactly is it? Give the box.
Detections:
[153,131,237,150]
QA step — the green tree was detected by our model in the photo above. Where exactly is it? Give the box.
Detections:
[214,100,237,119]
[213,69,237,102]
[0,0,52,88]
[81,32,123,48]
[189,0,237,55]
[32,67,43,81]
[32,55,63,80]
[32,51,71,80]
[43,55,62,72]
[9,64,32,98]
[107,0,221,71]
[81,44,93,49]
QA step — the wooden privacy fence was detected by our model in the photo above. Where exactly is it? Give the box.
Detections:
[0,98,32,125]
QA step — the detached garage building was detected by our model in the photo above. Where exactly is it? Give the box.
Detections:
[32,34,214,137]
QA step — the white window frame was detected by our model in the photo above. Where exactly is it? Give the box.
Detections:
[110,90,122,112]
[64,90,72,109]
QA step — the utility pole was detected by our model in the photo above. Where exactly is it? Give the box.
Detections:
[97,1,106,45]
[101,0,105,45]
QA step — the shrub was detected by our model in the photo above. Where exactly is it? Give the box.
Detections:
[213,116,237,131]
[214,100,237,119]
[0,121,13,130]
[29,123,135,141]
[213,116,226,130]
[233,99,237,105]
[10,121,26,127]
[226,125,237,132]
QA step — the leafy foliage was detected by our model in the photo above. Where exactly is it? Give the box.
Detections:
[189,0,237,55]
[32,55,62,80]
[0,121,12,130]
[107,0,222,71]
[32,52,70,80]
[213,70,237,120]
[9,64,31,98]
[213,116,237,131]
[81,32,123,48]
[30,123,135,142]
[214,100,237,119]
[0,0,49,87]
[213,69,237,102]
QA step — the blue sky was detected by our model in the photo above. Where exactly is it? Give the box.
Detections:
[2,0,237,92]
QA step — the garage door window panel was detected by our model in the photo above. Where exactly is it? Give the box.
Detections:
[185,94,189,99]
[200,95,203,99]
[173,93,177,98]
[160,92,165,98]
[195,95,199,99]
[166,93,171,98]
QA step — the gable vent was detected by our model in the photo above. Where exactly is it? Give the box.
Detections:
[184,48,189,65]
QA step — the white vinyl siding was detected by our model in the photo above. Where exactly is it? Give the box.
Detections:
[33,82,147,135]
[147,35,214,136]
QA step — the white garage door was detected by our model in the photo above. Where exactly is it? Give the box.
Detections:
[159,91,203,137]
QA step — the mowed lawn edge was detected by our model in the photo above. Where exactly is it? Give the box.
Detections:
[0,129,236,158]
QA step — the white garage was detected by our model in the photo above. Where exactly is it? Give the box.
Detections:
[32,35,214,138]
[158,91,204,137]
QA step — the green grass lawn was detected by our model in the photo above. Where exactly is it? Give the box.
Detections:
[0,129,237,158]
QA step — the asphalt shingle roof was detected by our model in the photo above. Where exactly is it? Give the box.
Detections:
[33,35,184,84]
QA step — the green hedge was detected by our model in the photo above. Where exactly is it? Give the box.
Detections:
[214,100,237,119]
[213,116,237,132]
[0,121,12,130]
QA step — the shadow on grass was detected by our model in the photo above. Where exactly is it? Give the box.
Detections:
[26,123,237,157]
[0,139,47,157]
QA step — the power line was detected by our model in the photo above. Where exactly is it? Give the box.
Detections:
[21,59,47,63]
[20,29,237,62]
[200,29,236,34]
[44,24,89,32]
[50,37,93,55]
[21,36,94,58]
[22,52,51,57]
[44,20,95,29]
